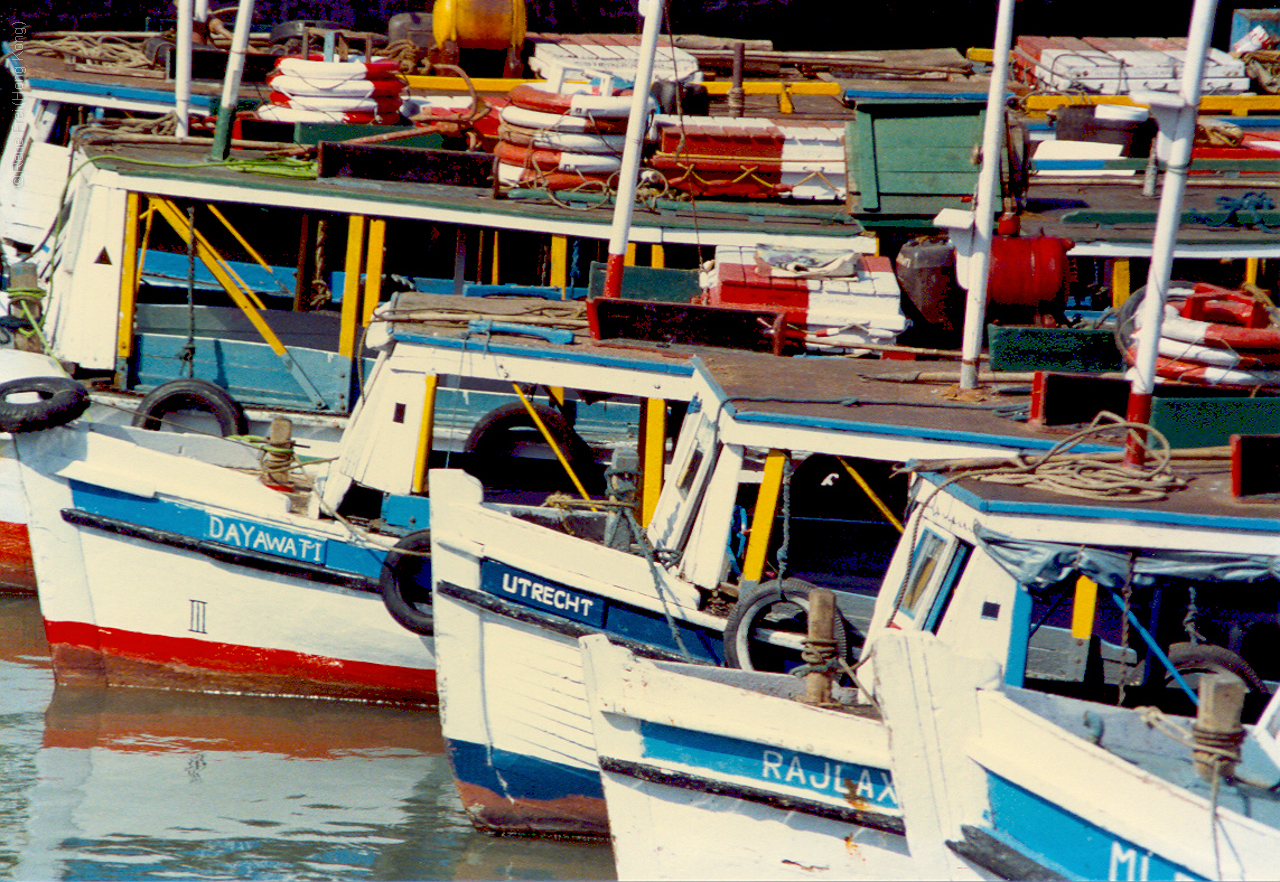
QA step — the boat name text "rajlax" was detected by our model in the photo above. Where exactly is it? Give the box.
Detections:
[762,749,899,808]
[207,515,325,563]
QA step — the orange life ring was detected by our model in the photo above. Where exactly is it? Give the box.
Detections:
[494,141,622,175]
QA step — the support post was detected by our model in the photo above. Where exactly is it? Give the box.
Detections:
[958,0,1015,390]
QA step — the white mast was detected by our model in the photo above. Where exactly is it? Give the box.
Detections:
[1124,0,1219,465]
[601,0,663,299]
[958,0,1016,390]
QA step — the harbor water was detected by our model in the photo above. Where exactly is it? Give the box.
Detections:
[0,596,615,881]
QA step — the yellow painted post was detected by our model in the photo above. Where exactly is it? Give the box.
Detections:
[116,192,142,363]
[651,244,665,268]
[778,84,794,114]
[837,458,903,532]
[625,242,637,266]
[1112,258,1131,307]
[741,450,787,583]
[340,215,366,358]
[363,218,386,327]
[550,235,568,291]
[491,229,500,284]
[1071,576,1099,639]
[1246,257,1260,287]
[412,374,438,494]
[639,398,666,526]
[511,383,595,504]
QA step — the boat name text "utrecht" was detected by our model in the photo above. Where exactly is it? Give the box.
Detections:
[480,561,607,626]
[207,514,325,563]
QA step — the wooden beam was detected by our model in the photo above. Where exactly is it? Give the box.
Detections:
[116,191,142,364]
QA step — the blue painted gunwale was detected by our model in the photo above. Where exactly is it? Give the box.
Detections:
[632,719,902,822]
[448,737,605,803]
[923,472,1280,534]
[67,480,387,583]
[439,564,724,666]
[692,357,1118,456]
[980,771,1205,882]
[394,331,699,379]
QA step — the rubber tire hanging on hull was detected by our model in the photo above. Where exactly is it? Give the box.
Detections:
[724,578,854,673]
[131,378,249,437]
[380,529,434,635]
[0,376,90,432]
[463,401,599,494]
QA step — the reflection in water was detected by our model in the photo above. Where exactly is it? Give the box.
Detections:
[0,597,615,881]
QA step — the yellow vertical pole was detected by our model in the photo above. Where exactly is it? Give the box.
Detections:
[1246,257,1260,287]
[340,214,366,358]
[1111,257,1131,307]
[362,218,386,327]
[1071,576,1099,639]
[491,230,500,284]
[412,373,438,495]
[740,450,787,583]
[651,244,665,268]
[639,398,666,526]
[116,192,142,364]
[550,235,568,292]
[625,242,637,265]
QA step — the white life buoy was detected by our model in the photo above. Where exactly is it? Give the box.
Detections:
[269,91,402,113]
[256,104,401,125]
[507,83,639,119]
[497,121,625,155]
[268,72,404,98]
[494,141,622,175]
[274,55,402,81]
[498,103,631,135]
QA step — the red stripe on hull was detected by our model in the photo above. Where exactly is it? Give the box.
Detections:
[0,520,36,595]
[44,620,436,705]
[453,779,608,839]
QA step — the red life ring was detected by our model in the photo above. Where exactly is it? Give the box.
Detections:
[274,55,402,80]
[495,160,613,191]
[496,121,625,155]
[498,104,631,135]
[256,104,401,125]
[268,72,405,98]
[507,83,637,119]
[269,91,402,113]
[1161,283,1280,351]
[1151,355,1280,388]
[494,141,622,175]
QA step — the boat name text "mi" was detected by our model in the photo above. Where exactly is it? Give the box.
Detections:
[208,515,324,563]
[501,574,596,617]
[762,749,898,808]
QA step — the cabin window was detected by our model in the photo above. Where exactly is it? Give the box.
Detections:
[896,529,947,622]
[924,540,973,633]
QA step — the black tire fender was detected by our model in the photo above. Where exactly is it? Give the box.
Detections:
[724,578,853,672]
[131,378,249,437]
[380,529,433,636]
[1166,641,1270,696]
[464,400,594,483]
[0,376,90,433]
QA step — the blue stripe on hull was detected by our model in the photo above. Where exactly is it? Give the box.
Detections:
[446,736,608,836]
[984,772,1205,881]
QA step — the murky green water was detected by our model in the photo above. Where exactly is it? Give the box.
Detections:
[0,596,615,881]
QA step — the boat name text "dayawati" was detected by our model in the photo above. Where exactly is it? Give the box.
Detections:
[207,515,325,563]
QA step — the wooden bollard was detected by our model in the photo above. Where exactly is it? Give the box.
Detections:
[804,588,836,706]
[1193,671,1246,782]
